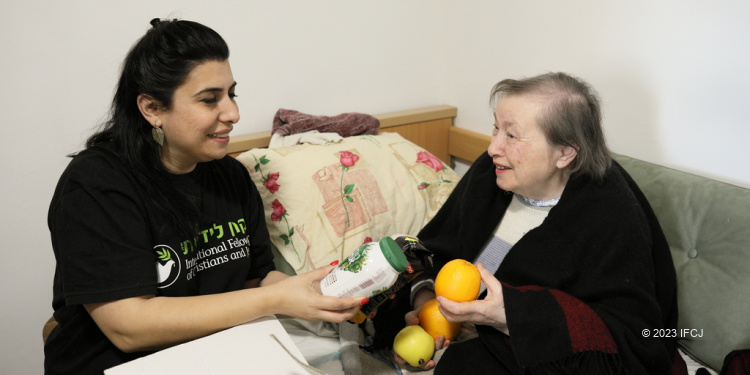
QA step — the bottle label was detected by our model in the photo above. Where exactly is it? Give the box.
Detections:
[338,242,372,273]
[320,241,399,298]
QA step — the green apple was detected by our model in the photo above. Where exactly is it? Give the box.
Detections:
[393,325,435,367]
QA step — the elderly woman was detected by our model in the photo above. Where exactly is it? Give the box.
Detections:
[389,72,680,374]
[45,19,364,375]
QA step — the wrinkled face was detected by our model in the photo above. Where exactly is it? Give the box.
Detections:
[158,60,239,173]
[488,95,572,201]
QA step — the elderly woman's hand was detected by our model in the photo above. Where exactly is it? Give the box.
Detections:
[436,263,509,335]
[392,308,450,371]
[392,287,449,371]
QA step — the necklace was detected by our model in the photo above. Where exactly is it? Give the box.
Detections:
[518,194,560,207]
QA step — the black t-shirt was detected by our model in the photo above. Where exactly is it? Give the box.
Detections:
[45,144,275,375]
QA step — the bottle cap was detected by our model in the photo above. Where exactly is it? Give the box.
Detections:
[379,237,408,272]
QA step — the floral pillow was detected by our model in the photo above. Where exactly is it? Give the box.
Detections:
[236,132,459,274]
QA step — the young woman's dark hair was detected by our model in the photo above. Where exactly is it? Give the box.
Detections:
[84,18,230,240]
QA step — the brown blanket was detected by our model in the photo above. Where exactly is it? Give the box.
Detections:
[272,109,380,137]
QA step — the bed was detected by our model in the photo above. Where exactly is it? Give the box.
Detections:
[229,105,487,277]
[227,104,484,375]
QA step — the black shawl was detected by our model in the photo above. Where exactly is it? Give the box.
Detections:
[415,152,679,374]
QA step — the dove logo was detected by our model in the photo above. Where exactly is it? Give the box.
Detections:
[154,245,181,288]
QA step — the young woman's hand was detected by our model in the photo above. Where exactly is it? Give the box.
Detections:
[85,263,365,353]
[268,263,365,323]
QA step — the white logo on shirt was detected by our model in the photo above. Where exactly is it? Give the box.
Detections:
[155,244,181,288]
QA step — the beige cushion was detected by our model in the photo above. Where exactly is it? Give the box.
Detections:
[237,133,459,274]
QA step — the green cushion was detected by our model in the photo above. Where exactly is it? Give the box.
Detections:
[614,153,750,370]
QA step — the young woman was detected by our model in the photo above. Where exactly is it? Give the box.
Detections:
[45,19,364,375]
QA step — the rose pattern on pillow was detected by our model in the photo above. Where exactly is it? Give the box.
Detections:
[416,151,443,172]
[315,154,385,239]
[416,151,454,190]
[237,133,460,273]
[264,172,280,193]
[250,154,301,262]
[338,150,360,228]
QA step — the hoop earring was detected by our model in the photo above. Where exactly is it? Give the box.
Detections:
[152,127,165,146]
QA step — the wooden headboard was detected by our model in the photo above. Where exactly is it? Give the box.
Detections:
[227,105,491,166]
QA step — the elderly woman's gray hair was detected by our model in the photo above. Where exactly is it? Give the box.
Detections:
[490,72,611,182]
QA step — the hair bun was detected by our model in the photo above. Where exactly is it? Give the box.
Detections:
[150,18,161,27]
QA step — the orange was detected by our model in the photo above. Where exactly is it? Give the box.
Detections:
[418,298,461,341]
[434,259,481,302]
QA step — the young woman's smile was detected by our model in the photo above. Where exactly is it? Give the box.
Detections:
[157,60,239,173]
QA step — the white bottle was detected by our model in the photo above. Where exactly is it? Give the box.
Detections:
[320,237,408,298]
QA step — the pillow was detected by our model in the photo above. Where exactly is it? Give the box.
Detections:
[236,132,459,274]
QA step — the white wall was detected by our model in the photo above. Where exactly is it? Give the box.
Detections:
[441,1,750,186]
[2,1,748,373]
